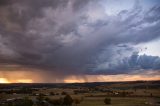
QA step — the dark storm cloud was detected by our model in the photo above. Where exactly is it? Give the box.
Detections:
[0,0,11,6]
[91,52,160,75]
[0,0,160,75]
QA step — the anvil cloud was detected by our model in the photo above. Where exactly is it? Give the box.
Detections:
[0,0,160,82]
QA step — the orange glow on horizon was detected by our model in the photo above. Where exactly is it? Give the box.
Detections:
[0,78,10,83]
[63,74,160,83]
[0,75,159,83]
[0,69,160,83]
[64,79,85,83]
[17,79,33,83]
[0,78,33,83]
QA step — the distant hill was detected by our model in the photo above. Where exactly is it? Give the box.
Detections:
[0,80,160,89]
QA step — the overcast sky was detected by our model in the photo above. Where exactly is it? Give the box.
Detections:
[0,0,160,83]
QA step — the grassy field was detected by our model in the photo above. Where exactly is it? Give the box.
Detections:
[61,95,159,106]
[0,81,160,106]
[78,97,160,106]
[32,88,160,106]
[2,88,160,106]
[1,94,160,106]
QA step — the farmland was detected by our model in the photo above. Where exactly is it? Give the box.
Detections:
[0,81,160,106]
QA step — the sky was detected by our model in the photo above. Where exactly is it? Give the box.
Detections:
[0,0,160,83]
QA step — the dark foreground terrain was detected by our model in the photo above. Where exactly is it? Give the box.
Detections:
[0,80,160,106]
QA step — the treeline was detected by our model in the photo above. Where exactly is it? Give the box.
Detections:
[0,88,37,94]
[0,81,160,89]
[36,93,83,106]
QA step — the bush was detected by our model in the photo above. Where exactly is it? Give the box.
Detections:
[63,94,73,106]
[36,93,44,101]
[122,91,127,97]
[80,97,84,102]
[6,97,33,106]
[104,97,111,105]
[22,97,33,106]
[45,97,50,102]
[51,99,62,105]
[50,92,55,95]
[74,99,81,106]
[45,94,74,106]
[45,97,63,105]
[36,93,45,106]
[61,91,67,95]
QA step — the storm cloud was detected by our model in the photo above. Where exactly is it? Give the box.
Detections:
[0,0,160,76]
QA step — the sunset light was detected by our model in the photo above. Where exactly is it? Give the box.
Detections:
[0,0,159,83]
[0,0,160,105]
[0,78,10,83]
[17,79,33,83]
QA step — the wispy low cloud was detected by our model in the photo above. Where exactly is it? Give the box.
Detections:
[0,0,160,80]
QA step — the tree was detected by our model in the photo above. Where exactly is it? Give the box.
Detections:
[37,93,44,101]
[61,91,67,95]
[74,99,81,106]
[50,92,55,96]
[9,97,33,106]
[104,97,111,105]
[36,93,45,106]
[0,93,6,101]
[46,98,63,106]
[63,94,73,106]
[22,97,33,106]
[122,91,126,97]
[80,97,84,102]
[51,99,62,105]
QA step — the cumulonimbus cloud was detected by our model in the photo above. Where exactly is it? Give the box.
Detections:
[0,0,160,76]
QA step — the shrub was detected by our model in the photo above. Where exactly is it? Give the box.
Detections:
[7,97,33,106]
[61,91,67,95]
[46,97,63,105]
[74,99,81,106]
[51,99,62,105]
[36,94,45,106]
[45,97,50,102]
[36,93,44,101]
[50,92,55,95]
[22,97,33,106]
[104,97,111,105]
[80,97,84,102]
[63,94,73,106]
